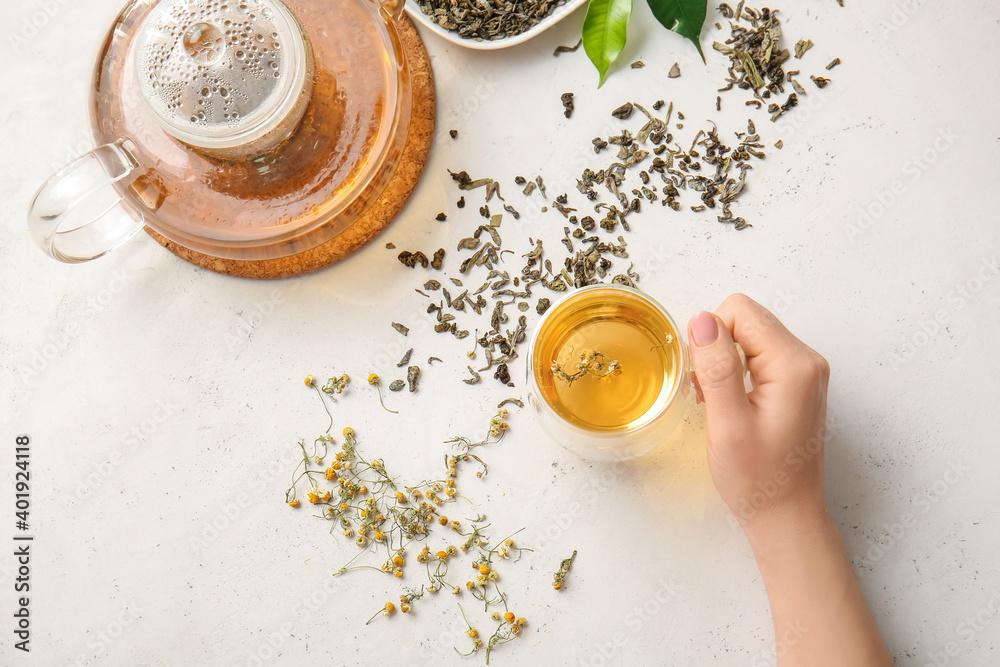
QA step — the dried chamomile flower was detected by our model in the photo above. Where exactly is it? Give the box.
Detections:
[552,550,578,590]
[367,373,398,414]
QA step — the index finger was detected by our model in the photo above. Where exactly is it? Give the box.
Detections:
[713,293,813,387]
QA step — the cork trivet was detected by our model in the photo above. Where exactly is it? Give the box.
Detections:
[145,15,435,280]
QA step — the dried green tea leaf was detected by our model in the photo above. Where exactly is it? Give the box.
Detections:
[733,48,764,89]
[794,39,814,58]
[463,366,482,385]
[431,248,445,270]
[406,366,420,392]
[397,250,429,268]
[498,397,524,409]
[612,274,636,287]
[397,348,413,367]
[612,102,634,119]
[553,39,583,56]
[535,176,547,199]
[493,363,512,386]
[561,92,575,118]
[388,380,405,392]
[826,57,841,70]
[668,62,681,78]
[392,322,409,336]
[712,40,733,55]
[503,204,521,219]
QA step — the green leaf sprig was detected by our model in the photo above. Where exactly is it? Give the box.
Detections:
[582,0,708,85]
[647,0,707,61]
[582,0,633,87]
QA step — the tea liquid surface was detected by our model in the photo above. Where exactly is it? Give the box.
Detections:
[533,290,680,431]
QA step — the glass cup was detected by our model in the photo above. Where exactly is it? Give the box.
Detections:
[525,284,693,462]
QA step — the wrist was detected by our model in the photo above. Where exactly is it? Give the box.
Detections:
[741,500,834,561]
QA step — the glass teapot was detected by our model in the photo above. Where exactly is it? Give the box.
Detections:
[28,0,412,263]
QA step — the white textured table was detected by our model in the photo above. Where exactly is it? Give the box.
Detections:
[2,0,999,665]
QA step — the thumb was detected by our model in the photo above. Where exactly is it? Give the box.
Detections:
[688,311,751,419]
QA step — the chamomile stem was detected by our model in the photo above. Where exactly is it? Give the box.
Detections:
[375,385,398,414]
[310,383,334,433]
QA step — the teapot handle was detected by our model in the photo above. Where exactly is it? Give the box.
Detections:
[28,142,145,263]
[379,0,406,23]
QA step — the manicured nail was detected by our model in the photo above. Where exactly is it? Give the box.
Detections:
[690,311,719,348]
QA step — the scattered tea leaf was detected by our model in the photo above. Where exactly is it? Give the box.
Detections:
[493,363,512,386]
[561,92,575,118]
[397,348,414,367]
[463,366,482,385]
[398,251,429,268]
[810,74,831,88]
[553,39,583,56]
[388,379,405,392]
[612,102,634,119]
[668,62,681,78]
[392,322,409,336]
[794,38,814,58]
[432,248,446,270]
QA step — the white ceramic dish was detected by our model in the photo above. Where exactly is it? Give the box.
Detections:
[404,0,588,50]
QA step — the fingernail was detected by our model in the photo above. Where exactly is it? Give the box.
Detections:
[690,311,719,348]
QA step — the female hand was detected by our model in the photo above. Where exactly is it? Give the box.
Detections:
[687,293,830,531]
[687,294,893,667]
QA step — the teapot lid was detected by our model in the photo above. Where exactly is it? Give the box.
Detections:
[133,0,310,153]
